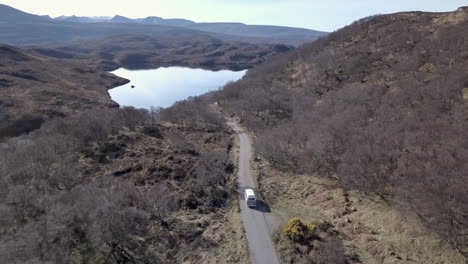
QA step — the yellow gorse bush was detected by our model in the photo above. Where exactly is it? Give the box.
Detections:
[283,217,316,242]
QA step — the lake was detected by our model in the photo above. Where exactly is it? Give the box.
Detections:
[109,67,246,109]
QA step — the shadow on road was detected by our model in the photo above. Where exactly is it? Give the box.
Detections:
[251,200,271,213]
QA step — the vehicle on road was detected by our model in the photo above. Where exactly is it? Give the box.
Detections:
[244,188,257,207]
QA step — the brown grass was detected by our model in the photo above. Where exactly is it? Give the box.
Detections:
[253,157,466,264]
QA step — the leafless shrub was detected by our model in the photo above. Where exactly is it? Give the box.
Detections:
[312,239,346,264]
[194,151,229,188]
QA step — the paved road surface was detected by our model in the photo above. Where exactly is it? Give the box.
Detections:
[226,118,281,264]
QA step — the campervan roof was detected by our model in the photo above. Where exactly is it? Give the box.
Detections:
[245,188,255,197]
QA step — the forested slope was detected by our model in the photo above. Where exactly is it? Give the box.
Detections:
[0,102,246,263]
[216,6,468,256]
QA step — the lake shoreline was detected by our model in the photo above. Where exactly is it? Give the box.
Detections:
[109,66,246,109]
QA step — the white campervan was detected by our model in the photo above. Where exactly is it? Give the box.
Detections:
[244,188,257,207]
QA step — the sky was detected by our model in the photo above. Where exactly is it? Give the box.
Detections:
[1,0,467,31]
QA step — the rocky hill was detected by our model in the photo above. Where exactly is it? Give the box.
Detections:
[0,45,128,139]
[216,6,468,261]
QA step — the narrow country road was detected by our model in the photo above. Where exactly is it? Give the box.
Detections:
[226,118,281,264]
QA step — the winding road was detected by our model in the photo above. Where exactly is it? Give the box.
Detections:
[226,118,281,264]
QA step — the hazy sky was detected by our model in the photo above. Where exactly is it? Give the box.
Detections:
[1,0,466,31]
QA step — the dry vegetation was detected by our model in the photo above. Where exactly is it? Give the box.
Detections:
[253,159,466,263]
[216,7,468,260]
[0,101,248,264]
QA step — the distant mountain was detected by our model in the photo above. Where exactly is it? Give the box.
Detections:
[186,23,325,41]
[136,16,165,24]
[53,14,327,46]
[0,4,204,45]
[0,4,50,23]
[0,3,327,46]
[136,16,196,26]
[99,15,326,43]
[110,15,137,24]
[54,15,111,23]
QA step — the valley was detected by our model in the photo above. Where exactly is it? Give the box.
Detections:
[0,2,467,264]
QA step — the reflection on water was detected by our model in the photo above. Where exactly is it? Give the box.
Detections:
[109,67,246,108]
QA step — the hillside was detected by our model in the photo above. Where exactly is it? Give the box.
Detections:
[216,6,468,261]
[186,23,326,46]
[30,34,292,71]
[0,45,128,139]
